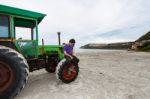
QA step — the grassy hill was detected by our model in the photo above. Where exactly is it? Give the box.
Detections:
[136,31,150,41]
[135,31,150,51]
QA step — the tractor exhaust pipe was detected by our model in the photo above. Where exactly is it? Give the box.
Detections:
[57,32,61,45]
[42,38,45,54]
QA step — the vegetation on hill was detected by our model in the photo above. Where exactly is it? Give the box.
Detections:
[135,31,150,52]
[136,31,150,41]
[139,45,150,52]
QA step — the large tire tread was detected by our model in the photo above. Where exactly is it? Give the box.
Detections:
[56,59,79,83]
[0,46,29,99]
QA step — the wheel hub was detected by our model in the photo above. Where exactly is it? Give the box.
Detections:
[0,62,13,93]
[63,64,77,80]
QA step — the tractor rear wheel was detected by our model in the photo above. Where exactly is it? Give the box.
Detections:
[0,46,29,99]
[56,59,79,83]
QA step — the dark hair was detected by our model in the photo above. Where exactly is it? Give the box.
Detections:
[69,38,75,43]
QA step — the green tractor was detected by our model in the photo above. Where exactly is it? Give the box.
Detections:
[0,4,79,99]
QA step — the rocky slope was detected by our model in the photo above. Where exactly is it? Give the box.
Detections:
[131,31,150,51]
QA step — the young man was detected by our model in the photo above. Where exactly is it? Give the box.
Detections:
[64,39,79,64]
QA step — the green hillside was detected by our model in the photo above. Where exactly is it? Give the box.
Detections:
[136,31,150,41]
[136,31,150,51]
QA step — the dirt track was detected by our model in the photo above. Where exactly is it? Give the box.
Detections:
[15,50,150,99]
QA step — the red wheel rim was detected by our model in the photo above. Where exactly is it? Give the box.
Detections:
[0,61,13,93]
[63,64,77,80]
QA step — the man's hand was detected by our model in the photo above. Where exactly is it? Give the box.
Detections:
[69,55,73,59]
[64,51,73,59]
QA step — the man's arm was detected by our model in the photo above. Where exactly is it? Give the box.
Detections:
[64,50,73,59]
[72,49,75,56]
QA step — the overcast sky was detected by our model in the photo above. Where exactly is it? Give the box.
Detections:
[1,0,150,48]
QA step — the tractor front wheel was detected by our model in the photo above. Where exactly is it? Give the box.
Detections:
[45,62,57,73]
[0,46,29,99]
[56,59,79,83]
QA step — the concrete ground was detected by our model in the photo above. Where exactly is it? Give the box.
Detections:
[15,50,150,99]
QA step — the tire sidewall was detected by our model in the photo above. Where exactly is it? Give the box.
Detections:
[57,59,79,83]
[0,51,26,98]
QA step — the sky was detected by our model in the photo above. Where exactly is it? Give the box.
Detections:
[1,0,150,48]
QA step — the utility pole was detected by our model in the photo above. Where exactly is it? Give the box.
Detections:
[57,32,61,45]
